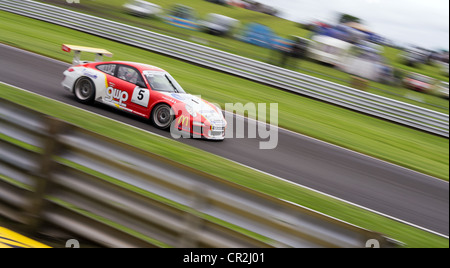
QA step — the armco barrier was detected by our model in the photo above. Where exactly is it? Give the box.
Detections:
[0,0,448,137]
[0,98,399,247]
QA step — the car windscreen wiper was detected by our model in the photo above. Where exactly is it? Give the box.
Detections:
[165,74,178,93]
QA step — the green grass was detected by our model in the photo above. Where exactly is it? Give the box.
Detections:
[0,10,448,181]
[384,46,449,82]
[1,83,448,248]
[39,0,450,113]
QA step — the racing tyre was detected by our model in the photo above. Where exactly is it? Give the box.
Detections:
[74,77,95,104]
[151,104,174,130]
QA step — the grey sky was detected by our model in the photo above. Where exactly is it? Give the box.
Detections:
[256,0,449,50]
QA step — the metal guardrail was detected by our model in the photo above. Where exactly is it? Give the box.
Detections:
[0,98,399,247]
[0,0,448,137]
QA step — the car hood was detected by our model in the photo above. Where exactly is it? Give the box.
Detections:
[163,92,224,123]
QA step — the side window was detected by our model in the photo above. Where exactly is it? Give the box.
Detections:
[96,64,116,76]
[117,65,141,84]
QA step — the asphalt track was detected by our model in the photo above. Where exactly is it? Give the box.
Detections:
[0,44,448,237]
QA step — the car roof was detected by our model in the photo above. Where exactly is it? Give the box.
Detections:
[95,61,166,72]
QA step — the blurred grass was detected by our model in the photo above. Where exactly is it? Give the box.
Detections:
[384,45,449,82]
[0,10,448,181]
[38,0,450,113]
[1,82,448,247]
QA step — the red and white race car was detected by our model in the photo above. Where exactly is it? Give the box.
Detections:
[403,72,434,93]
[61,44,226,140]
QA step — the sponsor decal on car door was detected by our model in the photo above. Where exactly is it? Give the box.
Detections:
[105,83,129,107]
[105,65,151,117]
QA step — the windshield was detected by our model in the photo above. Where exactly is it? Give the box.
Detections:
[144,71,186,93]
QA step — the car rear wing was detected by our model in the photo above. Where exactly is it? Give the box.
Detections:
[62,44,113,65]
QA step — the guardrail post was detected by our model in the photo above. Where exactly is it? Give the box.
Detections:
[26,117,64,233]
[178,186,208,248]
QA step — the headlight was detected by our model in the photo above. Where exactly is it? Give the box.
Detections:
[210,121,226,131]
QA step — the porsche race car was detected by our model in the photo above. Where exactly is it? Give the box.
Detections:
[61,44,226,140]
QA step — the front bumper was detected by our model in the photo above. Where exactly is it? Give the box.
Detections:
[187,120,226,140]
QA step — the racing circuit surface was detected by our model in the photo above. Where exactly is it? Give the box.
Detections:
[0,43,448,237]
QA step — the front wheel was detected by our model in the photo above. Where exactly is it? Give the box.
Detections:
[151,104,174,130]
[73,77,95,104]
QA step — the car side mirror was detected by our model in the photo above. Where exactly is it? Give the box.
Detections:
[136,80,147,88]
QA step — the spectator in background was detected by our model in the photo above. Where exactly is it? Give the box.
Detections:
[279,37,308,68]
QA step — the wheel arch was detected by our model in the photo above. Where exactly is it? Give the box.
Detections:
[73,76,96,104]
[149,100,180,117]
[150,101,177,129]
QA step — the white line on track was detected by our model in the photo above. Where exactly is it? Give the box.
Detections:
[1,80,448,239]
[227,112,448,184]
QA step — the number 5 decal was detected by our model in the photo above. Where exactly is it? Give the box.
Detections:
[131,86,150,107]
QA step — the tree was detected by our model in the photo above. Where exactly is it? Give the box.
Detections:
[339,13,362,24]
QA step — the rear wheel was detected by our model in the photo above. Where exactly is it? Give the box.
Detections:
[151,104,174,130]
[74,77,95,104]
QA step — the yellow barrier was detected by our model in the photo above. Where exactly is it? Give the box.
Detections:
[0,227,50,248]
